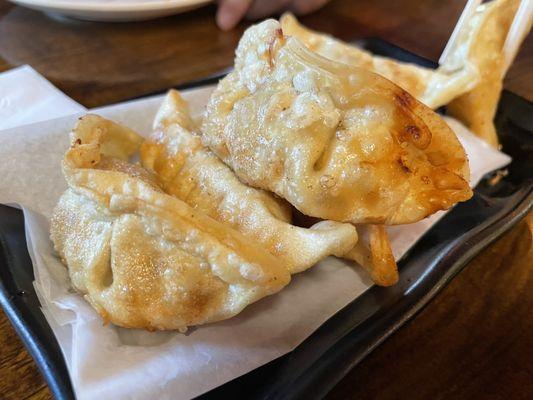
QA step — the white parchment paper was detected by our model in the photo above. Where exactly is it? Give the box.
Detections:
[0,83,511,400]
[0,65,85,130]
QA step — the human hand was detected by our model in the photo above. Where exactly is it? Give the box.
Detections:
[216,0,331,30]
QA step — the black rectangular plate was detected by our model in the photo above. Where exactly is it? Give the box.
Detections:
[0,39,531,400]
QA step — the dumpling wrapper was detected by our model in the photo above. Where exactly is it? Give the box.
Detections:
[141,90,358,274]
[50,114,290,331]
[143,90,392,285]
[281,0,524,147]
[201,20,472,225]
[280,12,480,110]
[446,0,521,147]
[292,208,399,286]
[344,225,398,287]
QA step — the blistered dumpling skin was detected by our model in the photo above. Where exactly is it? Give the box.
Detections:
[281,2,524,148]
[280,13,480,110]
[201,20,472,225]
[141,90,358,274]
[51,115,290,331]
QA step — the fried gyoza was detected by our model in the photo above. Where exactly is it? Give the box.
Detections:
[446,0,521,147]
[344,225,398,286]
[281,0,524,147]
[280,12,479,110]
[201,20,472,226]
[140,90,358,274]
[50,115,290,331]
[291,209,399,286]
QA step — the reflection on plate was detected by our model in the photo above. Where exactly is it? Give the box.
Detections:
[8,0,212,21]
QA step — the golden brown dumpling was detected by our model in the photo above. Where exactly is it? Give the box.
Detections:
[141,90,358,274]
[201,20,472,225]
[344,225,398,286]
[446,0,521,147]
[51,114,290,331]
[280,12,480,110]
[281,0,524,147]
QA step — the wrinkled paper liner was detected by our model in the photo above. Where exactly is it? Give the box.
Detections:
[0,85,510,400]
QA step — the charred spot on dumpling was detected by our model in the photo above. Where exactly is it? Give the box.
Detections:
[402,124,432,149]
[268,28,286,68]
[397,157,411,173]
[406,125,420,140]
[394,91,413,109]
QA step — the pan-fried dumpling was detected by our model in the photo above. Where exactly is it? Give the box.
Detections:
[50,115,290,331]
[293,210,399,287]
[344,225,398,286]
[446,0,521,147]
[281,0,524,147]
[141,90,358,274]
[280,13,480,109]
[201,20,472,225]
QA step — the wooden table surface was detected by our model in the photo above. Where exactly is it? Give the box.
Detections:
[0,0,531,399]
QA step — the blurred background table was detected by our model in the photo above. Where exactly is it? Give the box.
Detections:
[0,0,531,399]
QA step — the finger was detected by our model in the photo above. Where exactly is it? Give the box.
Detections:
[290,0,331,15]
[216,0,254,30]
[246,0,292,20]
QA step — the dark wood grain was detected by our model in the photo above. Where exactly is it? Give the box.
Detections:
[0,308,51,399]
[327,214,533,400]
[0,0,531,107]
[0,1,531,399]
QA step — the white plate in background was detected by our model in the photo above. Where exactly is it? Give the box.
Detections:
[8,0,213,22]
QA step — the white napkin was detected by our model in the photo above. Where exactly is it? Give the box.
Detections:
[0,65,85,130]
[0,74,511,400]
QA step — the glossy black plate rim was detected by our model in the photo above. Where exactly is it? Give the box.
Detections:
[0,38,531,400]
[0,205,75,399]
[280,189,533,400]
[1,189,531,400]
[198,186,533,400]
